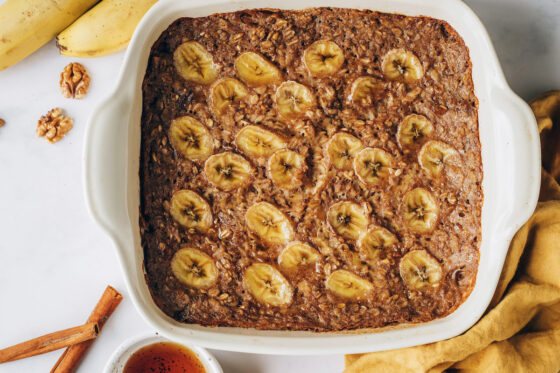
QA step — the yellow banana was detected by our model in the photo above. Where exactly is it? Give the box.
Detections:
[0,0,98,71]
[56,0,157,58]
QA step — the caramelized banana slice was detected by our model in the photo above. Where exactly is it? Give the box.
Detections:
[402,188,438,234]
[353,147,394,186]
[358,226,397,260]
[171,247,218,289]
[168,116,213,161]
[244,263,293,306]
[326,270,373,300]
[382,49,424,83]
[303,40,345,77]
[210,78,248,115]
[327,201,368,240]
[399,249,442,290]
[235,52,281,86]
[173,41,218,84]
[326,132,363,170]
[204,152,253,191]
[418,140,461,179]
[397,114,434,148]
[267,149,306,190]
[275,81,316,119]
[349,77,385,105]
[278,242,321,269]
[235,125,286,158]
[170,190,213,232]
[245,202,295,245]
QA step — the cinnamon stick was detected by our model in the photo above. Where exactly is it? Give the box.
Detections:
[51,285,122,373]
[0,322,98,364]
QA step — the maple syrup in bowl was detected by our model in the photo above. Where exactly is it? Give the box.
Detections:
[104,333,222,373]
[123,341,206,373]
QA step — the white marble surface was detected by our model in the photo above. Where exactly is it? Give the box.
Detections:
[0,0,558,372]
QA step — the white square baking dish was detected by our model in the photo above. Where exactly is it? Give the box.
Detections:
[84,0,540,354]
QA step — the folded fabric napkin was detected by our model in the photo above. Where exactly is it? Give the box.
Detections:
[344,90,560,373]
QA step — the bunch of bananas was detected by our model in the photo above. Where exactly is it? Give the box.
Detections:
[0,0,158,71]
[162,37,458,305]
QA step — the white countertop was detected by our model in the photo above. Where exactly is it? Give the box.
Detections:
[0,0,558,372]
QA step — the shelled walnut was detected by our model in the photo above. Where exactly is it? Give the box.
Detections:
[60,62,90,99]
[0,118,5,127]
[36,108,73,143]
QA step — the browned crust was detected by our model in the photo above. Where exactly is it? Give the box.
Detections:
[139,7,482,332]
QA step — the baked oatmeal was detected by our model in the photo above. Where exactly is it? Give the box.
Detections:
[140,7,482,331]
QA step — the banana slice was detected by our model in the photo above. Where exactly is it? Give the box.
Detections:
[382,49,424,83]
[173,41,218,85]
[353,147,394,186]
[244,263,293,306]
[397,114,434,148]
[349,77,384,105]
[210,78,248,115]
[326,132,363,170]
[168,116,213,161]
[358,226,397,260]
[204,152,253,191]
[326,270,373,300]
[278,242,320,269]
[275,81,316,119]
[171,247,218,289]
[235,52,281,87]
[399,249,442,290]
[418,140,461,179]
[170,190,213,232]
[245,202,295,245]
[235,125,287,158]
[267,149,306,190]
[327,201,368,240]
[303,40,345,77]
[402,188,438,234]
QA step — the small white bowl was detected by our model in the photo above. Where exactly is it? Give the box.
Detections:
[104,332,223,373]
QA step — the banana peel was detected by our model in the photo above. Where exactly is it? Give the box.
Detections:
[0,0,99,71]
[56,0,158,58]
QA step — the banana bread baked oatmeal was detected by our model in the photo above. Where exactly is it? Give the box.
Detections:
[140,7,482,331]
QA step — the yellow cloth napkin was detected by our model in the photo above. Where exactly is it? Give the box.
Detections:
[344,90,560,373]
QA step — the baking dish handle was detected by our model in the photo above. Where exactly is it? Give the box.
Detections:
[500,90,541,231]
[83,93,132,246]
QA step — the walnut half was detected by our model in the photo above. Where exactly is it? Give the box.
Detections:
[36,108,73,143]
[60,62,90,99]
